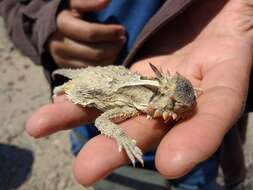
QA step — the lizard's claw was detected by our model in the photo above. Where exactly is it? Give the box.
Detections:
[116,136,144,167]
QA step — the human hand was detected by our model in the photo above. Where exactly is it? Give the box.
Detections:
[48,0,126,68]
[27,0,253,186]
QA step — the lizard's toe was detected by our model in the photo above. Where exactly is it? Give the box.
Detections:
[119,136,144,166]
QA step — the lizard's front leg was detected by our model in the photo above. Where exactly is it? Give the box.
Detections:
[95,107,143,166]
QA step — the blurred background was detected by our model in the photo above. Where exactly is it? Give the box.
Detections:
[1,16,253,190]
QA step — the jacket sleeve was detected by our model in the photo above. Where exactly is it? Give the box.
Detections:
[0,0,66,86]
[0,0,65,64]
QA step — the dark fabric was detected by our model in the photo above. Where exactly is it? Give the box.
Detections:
[1,0,250,186]
[246,72,253,112]
[123,0,196,65]
[17,0,31,5]
[219,124,246,187]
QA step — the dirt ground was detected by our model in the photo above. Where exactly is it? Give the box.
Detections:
[1,17,253,190]
[0,18,87,190]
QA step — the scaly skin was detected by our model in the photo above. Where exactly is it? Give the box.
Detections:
[52,64,198,165]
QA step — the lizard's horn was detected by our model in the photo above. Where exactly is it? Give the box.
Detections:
[149,63,163,78]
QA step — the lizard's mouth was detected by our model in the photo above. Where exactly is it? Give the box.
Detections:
[152,110,178,123]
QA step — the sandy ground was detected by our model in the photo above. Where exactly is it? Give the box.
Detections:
[1,17,253,190]
[0,18,86,190]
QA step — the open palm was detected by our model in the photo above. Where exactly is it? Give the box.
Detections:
[26,0,253,186]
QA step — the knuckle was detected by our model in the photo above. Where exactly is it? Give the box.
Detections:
[51,42,63,55]
[85,26,99,41]
[56,19,62,31]
[56,11,71,32]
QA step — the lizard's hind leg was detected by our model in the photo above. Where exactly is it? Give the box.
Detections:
[95,107,143,166]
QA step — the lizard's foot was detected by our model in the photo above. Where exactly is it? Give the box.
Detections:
[116,135,144,167]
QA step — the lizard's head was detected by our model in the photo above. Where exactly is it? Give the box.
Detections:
[147,63,199,122]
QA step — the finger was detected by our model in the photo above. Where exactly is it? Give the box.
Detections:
[57,38,125,61]
[57,10,125,43]
[73,116,170,186]
[50,53,118,68]
[26,96,100,138]
[155,87,243,179]
[70,0,111,12]
[48,34,120,67]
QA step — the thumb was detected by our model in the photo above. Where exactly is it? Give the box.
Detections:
[70,0,111,13]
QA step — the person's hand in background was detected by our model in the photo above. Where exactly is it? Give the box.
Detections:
[48,0,126,68]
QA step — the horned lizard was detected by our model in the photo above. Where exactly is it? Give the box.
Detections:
[52,64,198,166]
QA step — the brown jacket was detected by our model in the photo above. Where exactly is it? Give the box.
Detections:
[1,0,252,186]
